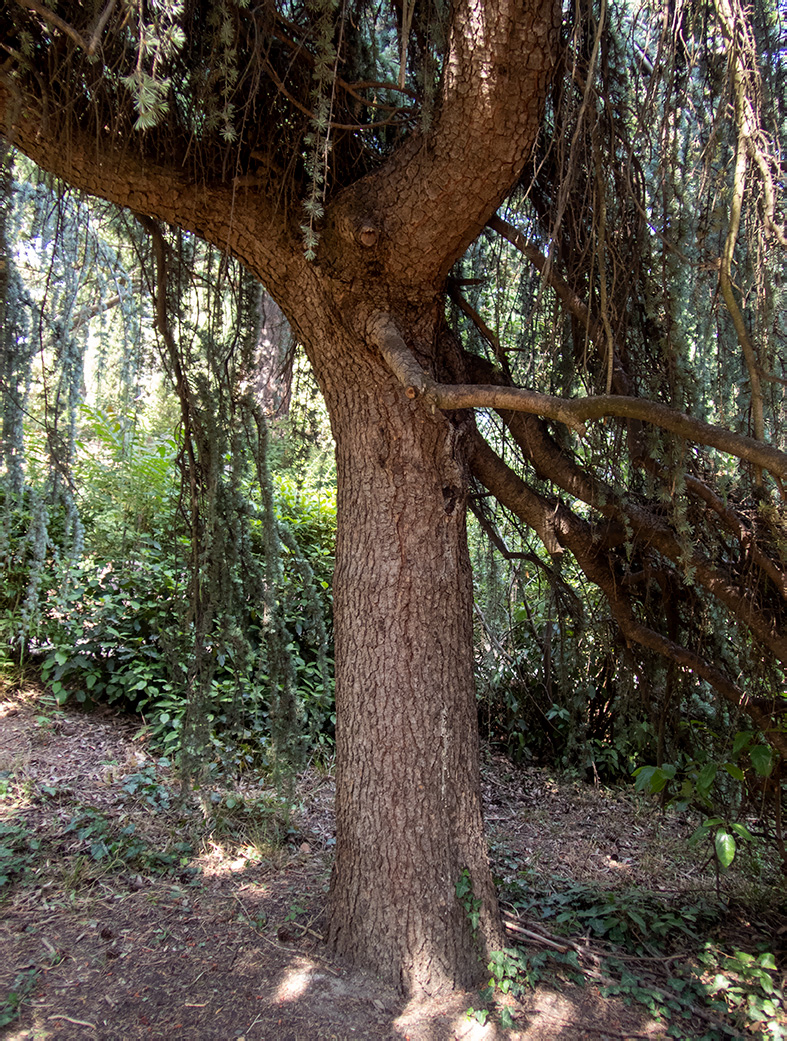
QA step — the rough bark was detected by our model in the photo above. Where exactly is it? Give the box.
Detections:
[312,314,503,994]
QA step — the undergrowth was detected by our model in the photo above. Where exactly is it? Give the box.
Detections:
[473,863,787,1039]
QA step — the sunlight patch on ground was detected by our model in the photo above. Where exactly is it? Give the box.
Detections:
[392,996,497,1040]
[511,991,668,1039]
[274,956,319,1002]
[448,1010,498,1039]
[195,840,269,877]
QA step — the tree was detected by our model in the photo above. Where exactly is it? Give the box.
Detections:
[1,0,785,997]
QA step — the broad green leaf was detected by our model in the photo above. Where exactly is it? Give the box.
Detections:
[732,730,754,758]
[729,822,754,842]
[634,764,675,794]
[696,762,718,794]
[749,745,773,777]
[715,829,736,869]
[722,762,744,782]
[633,765,656,792]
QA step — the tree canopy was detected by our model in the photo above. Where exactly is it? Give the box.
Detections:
[1,0,786,997]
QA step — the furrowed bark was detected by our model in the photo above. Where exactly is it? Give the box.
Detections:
[306,308,504,995]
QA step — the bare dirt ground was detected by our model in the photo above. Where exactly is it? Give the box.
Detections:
[1,682,785,1040]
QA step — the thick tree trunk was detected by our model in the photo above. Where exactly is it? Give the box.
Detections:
[308,314,503,995]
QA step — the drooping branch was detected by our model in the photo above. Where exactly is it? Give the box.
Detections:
[468,431,787,759]
[717,116,765,452]
[463,354,787,615]
[684,474,787,602]
[498,403,787,659]
[487,213,613,371]
[368,311,787,481]
[714,0,787,248]
[468,433,564,557]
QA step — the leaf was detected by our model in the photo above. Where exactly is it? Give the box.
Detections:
[732,730,754,758]
[499,1007,516,1029]
[696,762,718,795]
[714,829,736,869]
[749,745,773,777]
[729,822,754,842]
[634,763,675,794]
[628,909,648,933]
[722,762,744,782]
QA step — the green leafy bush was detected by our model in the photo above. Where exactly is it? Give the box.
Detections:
[33,471,336,767]
[633,729,777,870]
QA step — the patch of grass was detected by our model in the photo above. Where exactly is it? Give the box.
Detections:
[200,789,300,849]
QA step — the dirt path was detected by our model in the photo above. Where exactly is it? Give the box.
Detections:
[1,686,783,1039]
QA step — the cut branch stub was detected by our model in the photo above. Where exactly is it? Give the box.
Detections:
[358,224,379,248]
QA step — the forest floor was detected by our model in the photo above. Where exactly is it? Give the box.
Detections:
[1,680,785,1041]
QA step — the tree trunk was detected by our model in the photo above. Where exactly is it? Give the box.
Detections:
[308,312,504,996]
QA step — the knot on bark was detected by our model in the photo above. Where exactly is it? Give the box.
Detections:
[358,224,379,248]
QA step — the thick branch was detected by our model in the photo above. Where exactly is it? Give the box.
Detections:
[465,353,787,611]
[0,84,301,301]
[469,433,787,758]
[566,394,786,480]
[350,0,561,283]
[369,312,787,480]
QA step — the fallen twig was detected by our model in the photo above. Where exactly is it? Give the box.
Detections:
[287,919,324,941]
[502,914,741,1037]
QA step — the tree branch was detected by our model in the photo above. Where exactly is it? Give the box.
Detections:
[465,352,787,610]
[0,71,303,302]
[469,433,787,758]
[347,0,562,284]
[12,0,89,52]
[369,312,787,481]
